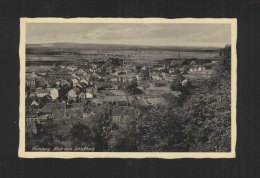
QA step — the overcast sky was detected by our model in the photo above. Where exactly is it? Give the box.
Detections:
[26,23,231,47]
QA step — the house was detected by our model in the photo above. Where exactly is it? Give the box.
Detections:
[79,90,93,99]
[161,72,166,78]
[144,97,167,106]
[79,78,88,85]
[79,92,86,99]
[71,78,78,87]
[168,68,176,74]
[118,71,126,75]
[110,77,118,82]
[113,85,119,90]
[67,66,77,71]
[83,72,89,77]
[86,92,94,99]
[141,66,147,71]
[71,73,77,78]
[60,79,70,87]
[190,61,196,65]
[30,72,38,78]
[31,100,39,107]
[68,89,77,99]
[48,88,59,100]
[35,89,49,98]
[78,69,84,73]
[29,92,37,98]
[55,81,61,86]
[181,79,188,86]
[188,66,206,73]
[85,87,93,93]
[151,74,161,81]
[137,86,145,91]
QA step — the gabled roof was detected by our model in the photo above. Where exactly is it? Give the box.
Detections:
[31,100,39,106]
[35,89,49,94]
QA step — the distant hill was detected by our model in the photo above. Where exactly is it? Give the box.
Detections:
[26,43,221,52]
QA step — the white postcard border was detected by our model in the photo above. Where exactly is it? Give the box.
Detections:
[19,18,237,159]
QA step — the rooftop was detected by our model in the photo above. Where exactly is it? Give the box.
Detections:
[103,95,128,102]
[40,103,66,113]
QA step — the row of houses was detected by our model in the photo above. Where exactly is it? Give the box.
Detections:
[27,102,84,123]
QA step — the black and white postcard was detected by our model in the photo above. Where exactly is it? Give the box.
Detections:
[19,18,237,158]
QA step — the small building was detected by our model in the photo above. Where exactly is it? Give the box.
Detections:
[110,77,118,82]
[151,74,161,81]
[113,85,119,90]
[79,78,88,85]
[35,89,49,98]
[48,88,59,100]
[188,66,206,73]
[71,73,77,78]
[86,92,94,99]
[78,69,84,73]
[71,78,78,87]
[60,79,70,86]
[31,100,39,107]
[144,97,167,106]
[169,68,176,74]
[141,66,147,71]
[78,92,86,99]
[83,72,89,77]
[68,89,77,99]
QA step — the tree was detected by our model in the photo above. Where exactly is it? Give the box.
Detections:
[32,120,60,149]
[170,75,192,104]
[107,107,142,152]
[126,79,143,94]
[90,104,112,151]
[170,75,185,91]
[136,105,187,152]
[70,122,93,147]
[180,46,231,152]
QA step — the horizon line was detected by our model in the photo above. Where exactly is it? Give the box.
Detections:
[26,42,230,49]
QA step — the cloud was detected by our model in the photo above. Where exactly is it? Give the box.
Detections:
[27,23,231,47]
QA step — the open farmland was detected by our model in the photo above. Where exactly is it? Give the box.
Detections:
[26,43,219,64]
